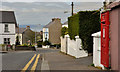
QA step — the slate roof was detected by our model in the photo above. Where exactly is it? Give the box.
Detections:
[43,21,55,28]
[0,11,17,24]
[16,27,26,34]
[63,21,68,25]
[43,18,61,28]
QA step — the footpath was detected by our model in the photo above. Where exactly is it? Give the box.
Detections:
[43,51,100,70]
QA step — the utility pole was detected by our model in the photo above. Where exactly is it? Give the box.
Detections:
[35,30,36,45]
[18,24,19,35]
[71,2,74,16]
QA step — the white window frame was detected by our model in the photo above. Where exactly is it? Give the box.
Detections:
[4,24,9,32]
[4,38,10,45]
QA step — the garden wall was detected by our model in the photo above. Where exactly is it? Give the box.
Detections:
[61,35,88,58]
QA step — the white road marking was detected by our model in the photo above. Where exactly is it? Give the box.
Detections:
[41,55,50,72]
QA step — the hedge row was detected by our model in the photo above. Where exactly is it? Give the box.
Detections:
[68,10,100,53]
[68,13,79,40]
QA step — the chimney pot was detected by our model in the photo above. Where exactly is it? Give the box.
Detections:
[26,26,30,29]
[52,18,61,22]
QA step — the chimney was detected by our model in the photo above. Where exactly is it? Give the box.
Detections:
[26,26,30,29]
[52,18,61,22]
[52,18,55,22]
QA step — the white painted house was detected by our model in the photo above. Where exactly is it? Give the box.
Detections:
[43,28,49,42]
[0,11,17,45]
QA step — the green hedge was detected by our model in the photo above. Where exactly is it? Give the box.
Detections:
[68,13,79,40]
[68,10,100,53]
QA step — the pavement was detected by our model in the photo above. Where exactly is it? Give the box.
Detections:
[0,51,8,53]
[1,48,100,72]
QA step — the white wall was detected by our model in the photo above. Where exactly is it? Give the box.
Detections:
[61,35,88,58]
[0,35,3,44]
[61,36,67,53]
[0,35,15,45]
[0,23,15,34]
[62,25,68,28]
[92,31,104,69]
[0,23,16,45]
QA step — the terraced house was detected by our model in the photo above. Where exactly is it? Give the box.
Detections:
[0,11,17,45]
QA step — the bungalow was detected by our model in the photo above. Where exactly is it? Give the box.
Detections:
[0,11,17,45]
[43,18,62,45]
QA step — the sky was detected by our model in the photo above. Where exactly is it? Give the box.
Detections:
[0,1,104,31]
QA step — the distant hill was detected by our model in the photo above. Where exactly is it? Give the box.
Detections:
[19,24,44,31]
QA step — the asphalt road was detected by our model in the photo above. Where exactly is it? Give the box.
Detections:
[1,48,59,72]
[1,48,99,72]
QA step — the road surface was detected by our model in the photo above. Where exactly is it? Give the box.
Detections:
[1,48,99,72]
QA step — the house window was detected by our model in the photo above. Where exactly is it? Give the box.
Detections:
[4,38,10,45]
[4,24,9,32]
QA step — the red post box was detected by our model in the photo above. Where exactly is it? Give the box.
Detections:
[101,11,110,68]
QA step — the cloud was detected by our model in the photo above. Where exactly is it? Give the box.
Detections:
[1,2,102,31]
[21,8,65,13]
[0,5,15,11]
[2,0,104,2]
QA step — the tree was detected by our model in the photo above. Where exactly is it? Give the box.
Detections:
[15,35,20,45]
[61,27,68,38]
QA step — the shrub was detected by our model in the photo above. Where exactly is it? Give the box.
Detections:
[0,44,5,47]
[79,11,100,53]
[15,36,20,45]
[61,27,68,38]
[17,44,28,47]
[37,41,43,47]
[42,40,51,46]
[16,44,35,48]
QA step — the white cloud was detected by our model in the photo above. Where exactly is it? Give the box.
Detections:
[1,2,103,31]
[2,0,104,2]
[0,5,15,11]
[2,0,38,2]
[20,8,65,13]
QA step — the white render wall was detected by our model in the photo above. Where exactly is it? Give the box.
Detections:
[0,23,15,34]
[61,35,88,58]
[0,23,16,45]
[0,35,15,45]
[62,25,68,28]
[92,31,104,69]
[60,36,67,53]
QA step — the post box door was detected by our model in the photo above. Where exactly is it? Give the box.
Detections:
[101,11,110,68]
